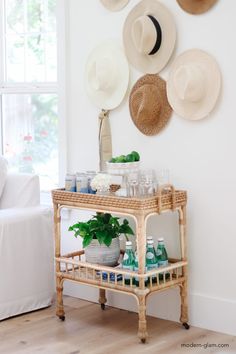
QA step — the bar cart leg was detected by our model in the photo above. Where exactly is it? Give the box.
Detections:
[178,205,189,329]
[53,202,65,321]
[137,295,148,343]
[99,288,107,310]
[56,277,65,321]
[180,283,189,329]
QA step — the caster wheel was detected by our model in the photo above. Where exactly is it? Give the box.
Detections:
[101,304,105,310]
[141,338,146,344]
[59,315,65,321]
[183,322,190,330]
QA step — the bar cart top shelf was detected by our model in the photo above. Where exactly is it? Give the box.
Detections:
[52,186,187,214]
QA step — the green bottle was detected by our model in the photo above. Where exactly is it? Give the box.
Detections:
[156,238,169,281]
[146,240,158,283]
[147,236,157,257]
[122,241,135,285]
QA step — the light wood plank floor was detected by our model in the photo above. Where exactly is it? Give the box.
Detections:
[0,296,235,354]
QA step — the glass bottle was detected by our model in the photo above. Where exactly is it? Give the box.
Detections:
[146,240,158,283]
[122,241,135,285]
[147,236,157,257]
[156,238,169,281]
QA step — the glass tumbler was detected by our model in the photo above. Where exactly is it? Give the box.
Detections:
[125,172,140,198]
[139,169,157,197]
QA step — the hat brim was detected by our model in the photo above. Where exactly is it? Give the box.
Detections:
[85,40,129,110]
[176,0,218,15]
[123,0,176,74]
[167,49,221,120]
[129,75,172,135]
[100,0,130,11]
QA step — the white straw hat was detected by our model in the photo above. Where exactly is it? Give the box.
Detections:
[100,0,130,12]
[123,0,176,74]
[85,40,129,110]
[167,49,221,120]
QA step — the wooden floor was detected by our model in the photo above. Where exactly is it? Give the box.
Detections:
[0,296,235,354]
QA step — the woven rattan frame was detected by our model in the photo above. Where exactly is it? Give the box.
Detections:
[52,185,188,343]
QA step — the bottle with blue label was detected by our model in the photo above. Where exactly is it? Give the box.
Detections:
[156,238,169,281]
[146,240,158,283]
[122,241,135,285]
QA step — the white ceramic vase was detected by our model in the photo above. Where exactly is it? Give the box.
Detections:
[84,237,120,266]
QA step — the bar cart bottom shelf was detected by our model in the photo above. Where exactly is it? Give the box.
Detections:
[55,250,189,343]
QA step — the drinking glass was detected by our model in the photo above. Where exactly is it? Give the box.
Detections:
[139,169,157,197]
[156,169,170,191]
[125,172,140,198]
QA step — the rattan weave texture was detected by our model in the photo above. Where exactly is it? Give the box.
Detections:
[52,188,187,212]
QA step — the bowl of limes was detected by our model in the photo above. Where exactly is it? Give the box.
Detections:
[106,151,140,175]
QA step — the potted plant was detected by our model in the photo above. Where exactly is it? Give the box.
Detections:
[68,213,134,266]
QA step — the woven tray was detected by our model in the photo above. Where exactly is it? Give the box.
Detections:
[52,185,187,212]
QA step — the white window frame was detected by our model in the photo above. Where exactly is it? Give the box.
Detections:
[0,0,67,188]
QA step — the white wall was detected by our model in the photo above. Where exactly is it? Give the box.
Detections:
[62,0,236,336]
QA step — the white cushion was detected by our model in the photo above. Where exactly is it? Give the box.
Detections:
[0,156,8,199]
[0,173,40,209]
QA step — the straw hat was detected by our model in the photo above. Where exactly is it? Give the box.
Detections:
[129,74,172,136]
[167,49,221,120]
[85,40,129,110]
[176,0,218,15]
[123,0,176,74]
[100,0,130,11]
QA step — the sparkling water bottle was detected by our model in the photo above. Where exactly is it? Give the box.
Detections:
[156,238,169,281]
[122,241,135,285]
[146,240,158,283]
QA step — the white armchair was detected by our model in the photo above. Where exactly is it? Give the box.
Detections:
[0,173,54,320]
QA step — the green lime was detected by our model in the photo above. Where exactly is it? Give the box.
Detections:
[131,151,140,161]
[125,154,135,162]
[116,155,126,163]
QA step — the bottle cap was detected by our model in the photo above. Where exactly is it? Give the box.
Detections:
[126,241,132,246]
[147,236,153,240]
[158,237,164,242]
[147,240,154,245]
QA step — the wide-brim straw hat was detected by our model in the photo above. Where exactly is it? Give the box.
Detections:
[176,0,218,15]
[100,0,130,12]
[129,74,172,136]
[85,40,129,110]
[167,49,221,120]
[123,0,176,74]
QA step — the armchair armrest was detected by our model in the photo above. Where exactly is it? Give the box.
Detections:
[0,173,40,209]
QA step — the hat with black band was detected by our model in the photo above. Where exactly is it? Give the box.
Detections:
[123,0,176,74]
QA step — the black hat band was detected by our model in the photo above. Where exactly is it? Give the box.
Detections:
[147,15,162,56]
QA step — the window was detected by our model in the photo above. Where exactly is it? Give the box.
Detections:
[0,0,61,191]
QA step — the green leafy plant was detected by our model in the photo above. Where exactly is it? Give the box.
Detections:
[68,213,134,248]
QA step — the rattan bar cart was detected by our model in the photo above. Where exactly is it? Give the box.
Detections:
[52,185,189,343]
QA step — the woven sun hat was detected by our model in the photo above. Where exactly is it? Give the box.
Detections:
[85,39,129,110]
[176,0,218,15]
[100,0,130,11]
[129,74,172,136]
[123,0,176,74]
[167,49,221,120]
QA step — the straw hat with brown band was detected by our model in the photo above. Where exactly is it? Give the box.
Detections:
[85,40,129,171]
[100,0,130,12]
[176,0,218,15]
[129,74,172,136]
